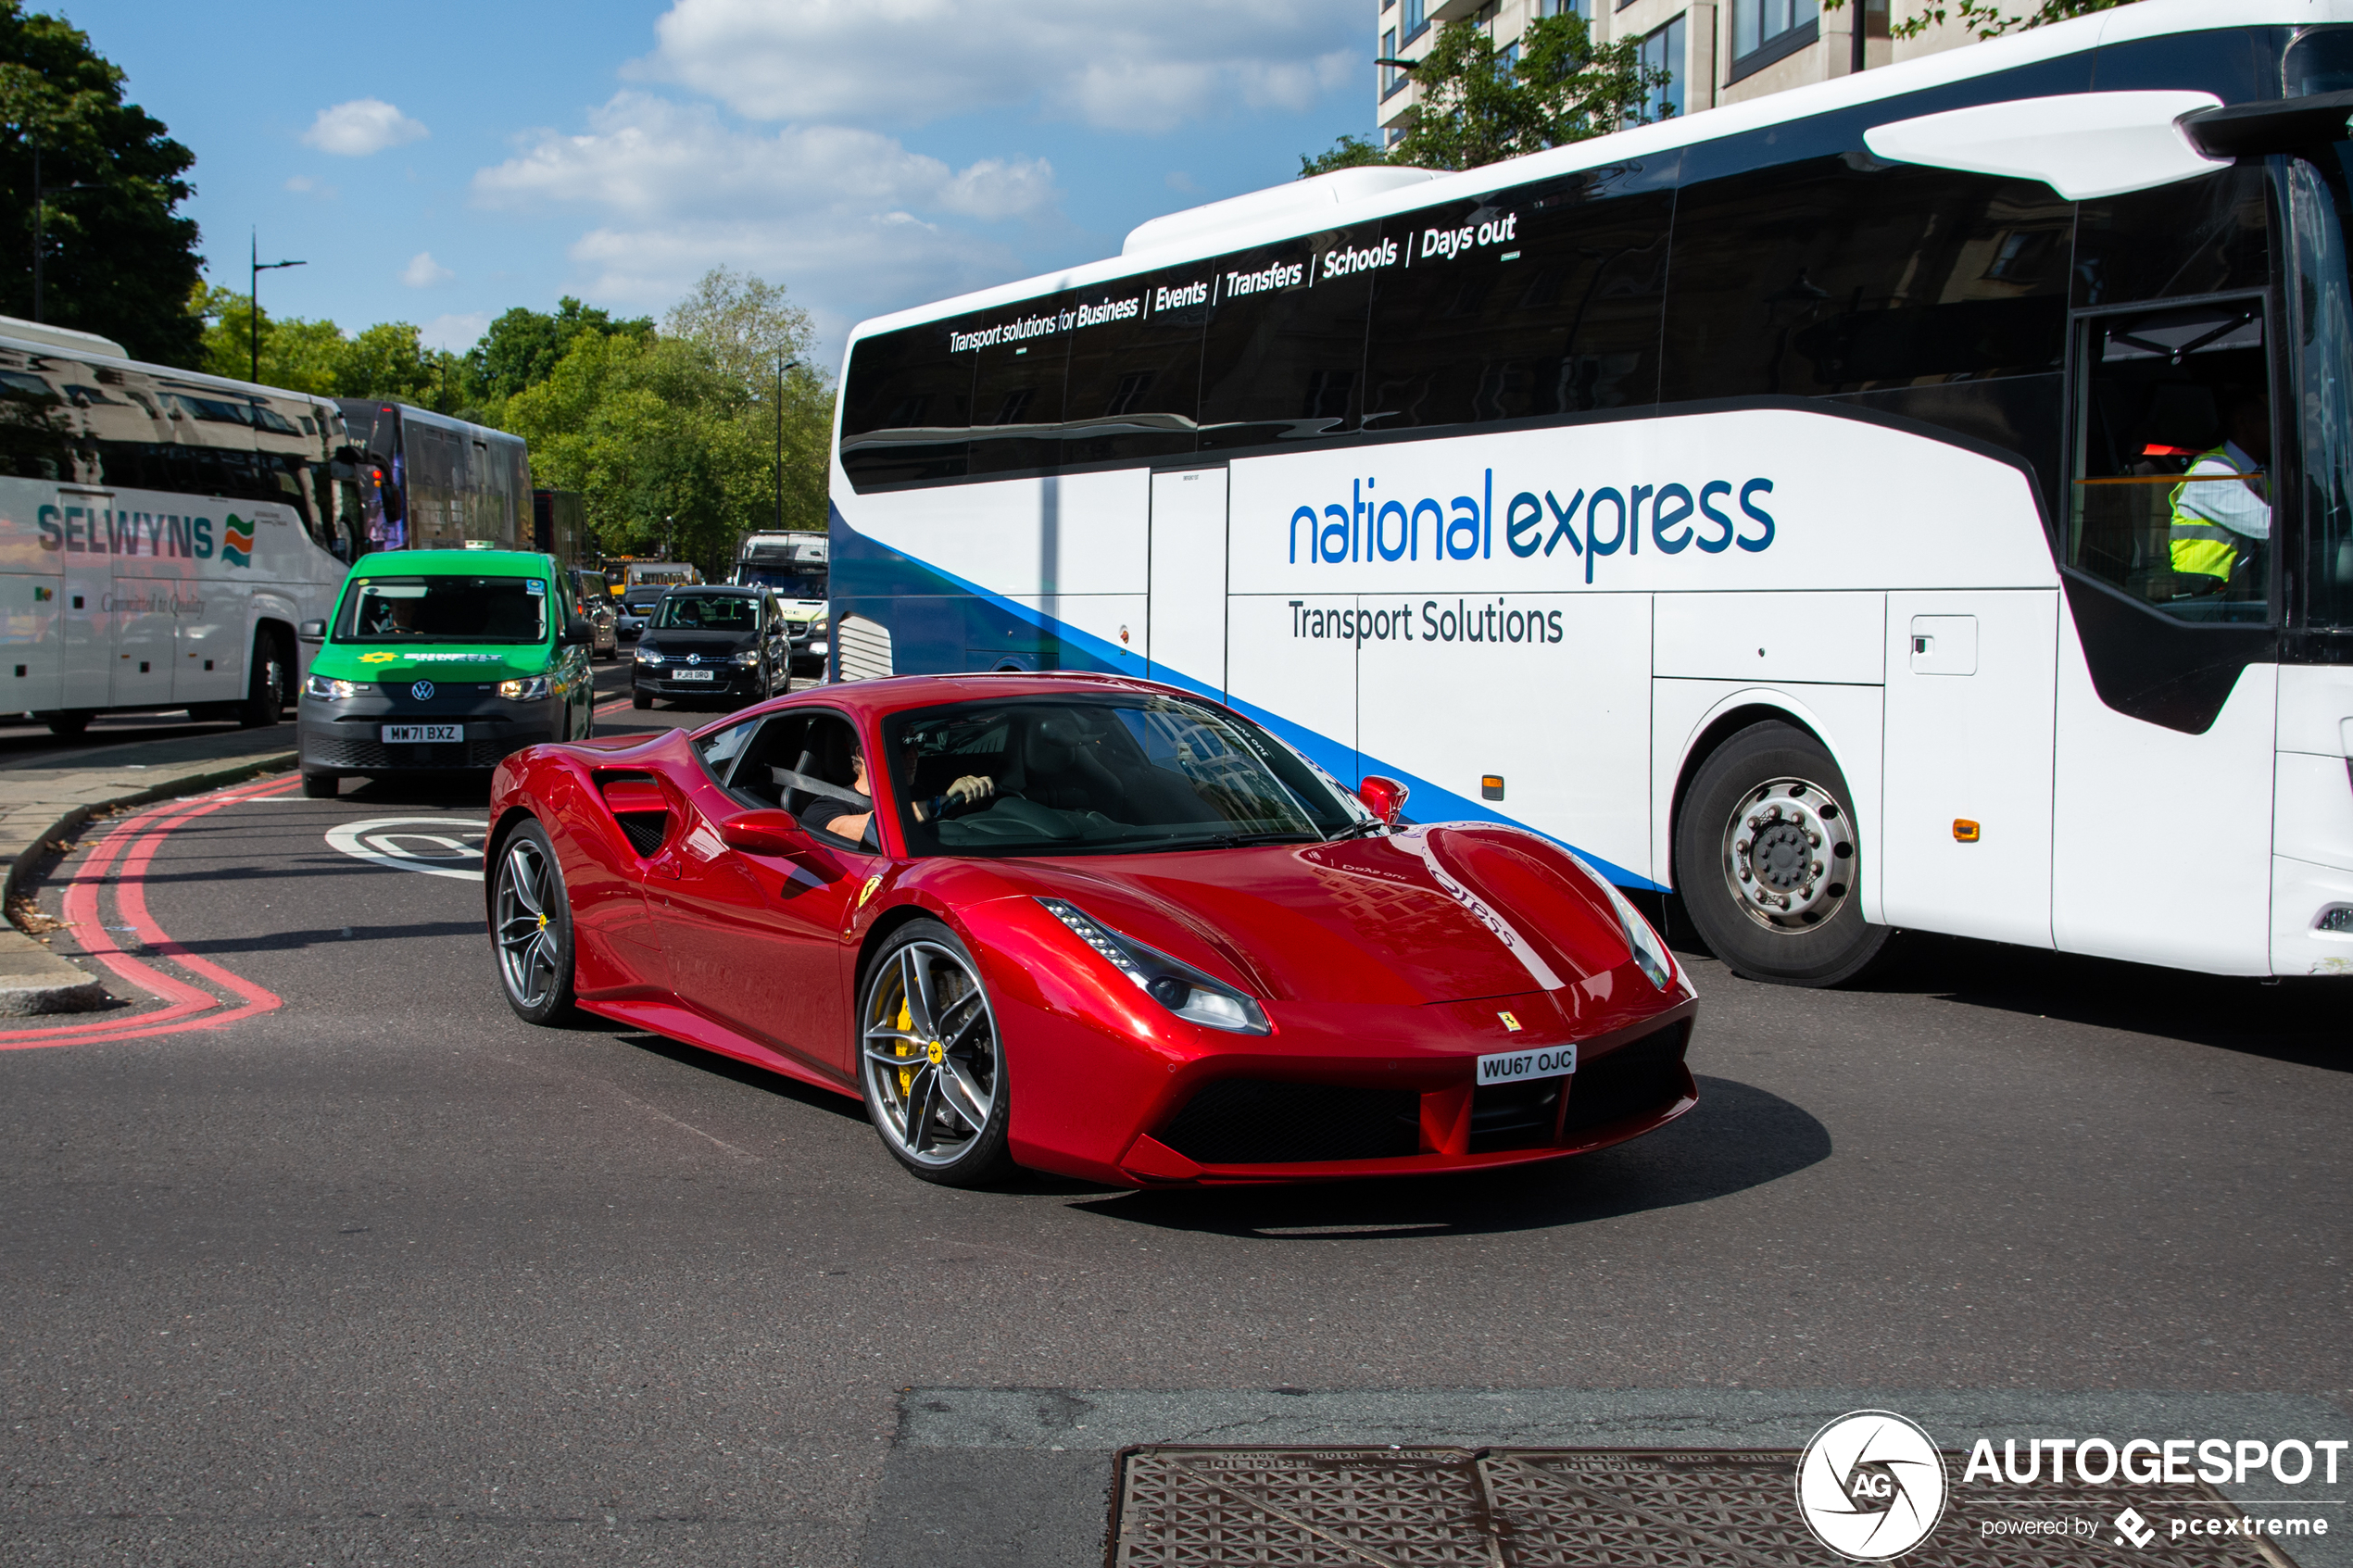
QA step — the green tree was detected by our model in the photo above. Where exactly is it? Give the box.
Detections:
[0,1,202,364]
[192,283,343,393]
[464,295,653,406]
[1872,0,2135,42]
[1302,14,1670,176]
[335,320,435,403]
[503,269,834,569]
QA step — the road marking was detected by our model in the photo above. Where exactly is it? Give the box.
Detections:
[324,817,489,882]
[0,773,288,1049]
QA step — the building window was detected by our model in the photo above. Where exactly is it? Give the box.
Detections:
[1382,27,1408,96]
[1635,15,1685,119]
[1729,0,1819,80]
[1403,0,1430,44]
[1537,0,1591,19]
[1500,40,1521,69]
[1385,124,1406,147]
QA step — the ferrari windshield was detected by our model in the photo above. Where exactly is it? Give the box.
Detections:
[334,575,548,645]
[883,692,1363,857]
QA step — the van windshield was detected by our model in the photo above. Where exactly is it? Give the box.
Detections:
[335,576,549,645]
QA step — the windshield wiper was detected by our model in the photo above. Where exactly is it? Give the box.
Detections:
[1173,830,1322,849]
[1323,819,1390,842]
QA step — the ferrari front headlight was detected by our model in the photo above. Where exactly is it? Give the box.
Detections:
[1036,897,1270,1035]
[1567,852,1677,991]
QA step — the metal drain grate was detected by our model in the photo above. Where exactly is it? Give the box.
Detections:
[1111,1447,2304,1568]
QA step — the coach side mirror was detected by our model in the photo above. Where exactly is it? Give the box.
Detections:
[719,809,813,856]
[1355,774,1409,826]
[297,619,326,643]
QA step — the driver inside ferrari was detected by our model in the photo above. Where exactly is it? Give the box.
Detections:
[797,736,994,847]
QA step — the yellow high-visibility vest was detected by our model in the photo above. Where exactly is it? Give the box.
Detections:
[2169,445,2260,581]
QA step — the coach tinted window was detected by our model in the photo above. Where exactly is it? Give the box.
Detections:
[1365,163,1673,432]
[838,322,975,490]
[966,293,1070,477]
[1663,157,2071,402]
[1196,228,1377,452]
[2073,163,2270,311]
[1061,270,1207,466]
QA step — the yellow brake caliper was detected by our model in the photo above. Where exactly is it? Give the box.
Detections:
[895,997,914,1097]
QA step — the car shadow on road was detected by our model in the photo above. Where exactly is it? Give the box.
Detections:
[1063,1074,1829,1241]
[581,1022,873,1124]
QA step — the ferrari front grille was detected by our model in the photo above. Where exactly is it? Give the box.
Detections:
[1156,1079,1419,1166]
[1559,1022,1692,1137]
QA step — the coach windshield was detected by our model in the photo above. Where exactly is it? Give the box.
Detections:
[883,693,1364,858]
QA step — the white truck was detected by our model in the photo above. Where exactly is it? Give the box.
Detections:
[733,532,829,678]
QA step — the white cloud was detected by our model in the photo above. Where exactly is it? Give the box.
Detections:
[422,313,492,352]
[470,93,1052,353]
[1164,170,1200,194]
[302,99,429,157]
[473,94,1054,224]
[283,174,338,199]
[634,0,1358,133]
[400,251,455,288]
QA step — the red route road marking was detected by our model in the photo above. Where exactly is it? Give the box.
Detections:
[0,774,290,1050]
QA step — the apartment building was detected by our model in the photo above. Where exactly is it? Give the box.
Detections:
[1374,0,1988,138]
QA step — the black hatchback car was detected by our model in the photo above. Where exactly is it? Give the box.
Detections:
[631,585,792,709]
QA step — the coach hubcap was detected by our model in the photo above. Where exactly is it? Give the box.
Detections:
[862,942,999,1167]
[1720,776,1855,934]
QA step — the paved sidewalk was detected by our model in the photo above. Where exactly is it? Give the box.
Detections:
[0,724,296,1013]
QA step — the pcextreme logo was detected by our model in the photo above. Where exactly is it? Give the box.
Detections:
[1797,1411,1949,1562]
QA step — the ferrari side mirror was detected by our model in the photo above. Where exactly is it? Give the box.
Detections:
[1355,774,1409,826]
[719,809,812,856]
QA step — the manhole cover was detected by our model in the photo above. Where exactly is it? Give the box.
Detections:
[1111,1447,2303,1567]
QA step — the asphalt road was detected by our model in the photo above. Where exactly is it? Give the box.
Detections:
[2,660,2347,1565]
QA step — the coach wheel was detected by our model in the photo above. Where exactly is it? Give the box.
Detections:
[45,711,90,738]
[299,770,339,799]
[239,635,286,728]
[492,821,577,1024]
[632,691,652,710]
[1674,720,1890,987]
[859,919,1013,1186]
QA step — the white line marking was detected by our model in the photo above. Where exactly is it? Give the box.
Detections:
[323,817,490,882]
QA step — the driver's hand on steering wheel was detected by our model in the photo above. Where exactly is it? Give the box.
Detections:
[944,775,995,807]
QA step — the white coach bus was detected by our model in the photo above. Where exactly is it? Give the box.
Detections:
[827,0,2353,985]
[0,319,367,736]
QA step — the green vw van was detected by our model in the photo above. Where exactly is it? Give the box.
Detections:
[295,550,595,797]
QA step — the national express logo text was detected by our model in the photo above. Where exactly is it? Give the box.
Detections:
[1287,470,1777,586]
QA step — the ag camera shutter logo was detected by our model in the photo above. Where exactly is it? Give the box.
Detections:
[1796,1411,1949,1561]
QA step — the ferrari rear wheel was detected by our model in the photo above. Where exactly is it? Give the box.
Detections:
[492,820,577,1023]
[859,920,1013,1185]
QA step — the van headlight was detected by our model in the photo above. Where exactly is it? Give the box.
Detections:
[498,674,552,700]
[1037,897,1270,1034]
[731,650,761,667]
[303,673,365,700]
[635,647,664,666]
[1565,852,1677,990]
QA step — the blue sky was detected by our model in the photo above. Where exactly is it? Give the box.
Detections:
[59,0,1371,375]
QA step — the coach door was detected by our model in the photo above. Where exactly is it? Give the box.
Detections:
[1147,465,1227,697]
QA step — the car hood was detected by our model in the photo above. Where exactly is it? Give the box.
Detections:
[642,630,755,652]
[998,824,1641,1009]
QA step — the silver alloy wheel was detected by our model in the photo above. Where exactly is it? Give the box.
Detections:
[862,941,1000,1167]
[495,836,562,1009]
[1719,774,1857,934]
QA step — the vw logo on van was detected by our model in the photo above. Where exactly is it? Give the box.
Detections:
[411,681,435,701]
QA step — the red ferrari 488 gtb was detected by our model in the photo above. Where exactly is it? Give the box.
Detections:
[484,673,1697,1186]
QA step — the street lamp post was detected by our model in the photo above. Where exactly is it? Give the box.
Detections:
[249,229,307,384]
[773,357,803,533]
[29,139,94,324]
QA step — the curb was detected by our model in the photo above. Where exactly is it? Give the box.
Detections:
[0,747,297,1016]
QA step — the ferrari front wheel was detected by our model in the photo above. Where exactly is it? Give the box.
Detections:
[492,820,577,1023]
[859,920,1013,1186]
